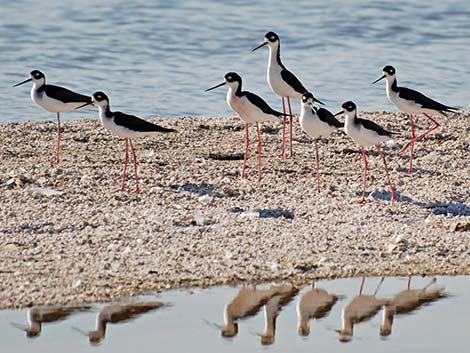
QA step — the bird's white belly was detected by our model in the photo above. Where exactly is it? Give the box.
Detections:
[100,115,147,139]
[267,67,302,99]
[227,95,277,124]
[299,113,335,139]
[387,90,422,114]
[32,92,83,113]
[345,122,390,148]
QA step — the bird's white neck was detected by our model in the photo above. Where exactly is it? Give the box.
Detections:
[267,44,282,71]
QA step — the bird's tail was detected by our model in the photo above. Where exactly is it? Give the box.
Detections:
[153,125,176,133]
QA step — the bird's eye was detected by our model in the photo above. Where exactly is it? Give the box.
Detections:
[271,36,275,40]
[227,76,232,80]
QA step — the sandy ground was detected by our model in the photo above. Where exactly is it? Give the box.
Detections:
[0,111,469,309]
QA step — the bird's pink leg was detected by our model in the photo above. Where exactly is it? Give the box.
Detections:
[400,114,416,174]
[377,145,397,203]
[314,139,320,193]
[56,112,61,164]
[401,113,440,151]
[129,139,140,193]
[279,97,286,158]
[373,277,385,296]
[287,97,294,159]
[120,138,129,192]
[359,276,365,295]
[358,146,368,204]
[242,123,249,179]
[256,122,262,182]
[407,276,411,290]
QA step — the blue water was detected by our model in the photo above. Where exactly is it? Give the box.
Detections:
[1,0,469,122]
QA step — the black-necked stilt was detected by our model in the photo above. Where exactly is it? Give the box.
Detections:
[205,72,284,182]
[253,31,324,158]
[13,70,91,163]
[76,92,175,193]
[372,65,458,174]
[299,92,343,192]
[335,101,397,203]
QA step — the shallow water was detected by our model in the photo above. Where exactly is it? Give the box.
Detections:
[1,276,468,352]
[0,0,468,123]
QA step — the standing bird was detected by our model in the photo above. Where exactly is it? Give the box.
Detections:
[335,101,397,203]
[76,92,175,193]
[253,31,324,158]
[372,65,458,174]
[13,70,91,163]
[205,72,284,182]
[299,92,343,192]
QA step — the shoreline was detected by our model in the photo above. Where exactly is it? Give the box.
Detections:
[0,112,469,309]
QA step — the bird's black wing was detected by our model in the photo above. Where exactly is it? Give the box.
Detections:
[243,92,284,118]
[398,87,457,113]
[357,118,394,136]
[314,107,344,128]
[113,112,175,133]
[280,69,307,95]
[44,85,91,103]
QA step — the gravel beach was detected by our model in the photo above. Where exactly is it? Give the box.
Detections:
[1,111,469,309]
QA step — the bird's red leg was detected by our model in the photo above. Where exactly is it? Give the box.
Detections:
[401,113,440,152]
[287,97,294,159]
[407,276,411,290]
[359,276,365,295]
[279,97,286,158]
[242,123,249,179]
[358,146,368,204]
[377,145,397,203]
[400,114,416,174]
[256,122,262,182]
[129,139,139,193]
[120,138,129,191]
[414,113,440,142]
[373,277,385,296]
[56,112,61,164]
[314,139,320,193]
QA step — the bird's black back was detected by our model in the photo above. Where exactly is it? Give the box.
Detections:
[113,111,175,133]
[314,107,344,128]
[398,86,457,114]
[243,91,284,118]
[356,117,394,137]
[43,85,91,103]
[280,69,307,95]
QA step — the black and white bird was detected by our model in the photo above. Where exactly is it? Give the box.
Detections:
[373,65,458,174]
[205,72,285,182]
[299,92,343,192]
[335,101,397,203]
[13,70,91,163]
[76,92,174,193]
[253,31,324,158]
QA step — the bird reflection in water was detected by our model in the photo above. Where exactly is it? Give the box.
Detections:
[380,277,445,337]
[74,301,164,344]
[337,277,389,342]
[297,282,339,336]
[11,305,91,338]
[258,283,299,345]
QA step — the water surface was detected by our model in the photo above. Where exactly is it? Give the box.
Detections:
[0,0,468,122]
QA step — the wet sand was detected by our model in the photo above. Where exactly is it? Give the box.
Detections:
[0,111,469,309]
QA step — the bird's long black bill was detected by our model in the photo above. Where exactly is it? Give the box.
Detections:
[372,74,386,84]
[74,101,93,110]
[314,97,325,105]
[252,42,267,52]
[334,111,343,117]
[13,78,32,87]
[205,82,225,92]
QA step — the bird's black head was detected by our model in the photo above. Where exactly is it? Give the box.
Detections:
[92,91,108,102]
[341,101,357,112]
[302,92,314,104]
[382,65,396,76]
[30,70,45,80]
[224,72,241,83]
[264,31,279,43]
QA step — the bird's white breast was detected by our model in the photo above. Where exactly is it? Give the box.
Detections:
[226,89,278,124]
[299,106,336,139]
[345,116,390,148]
[31,86,83,113]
